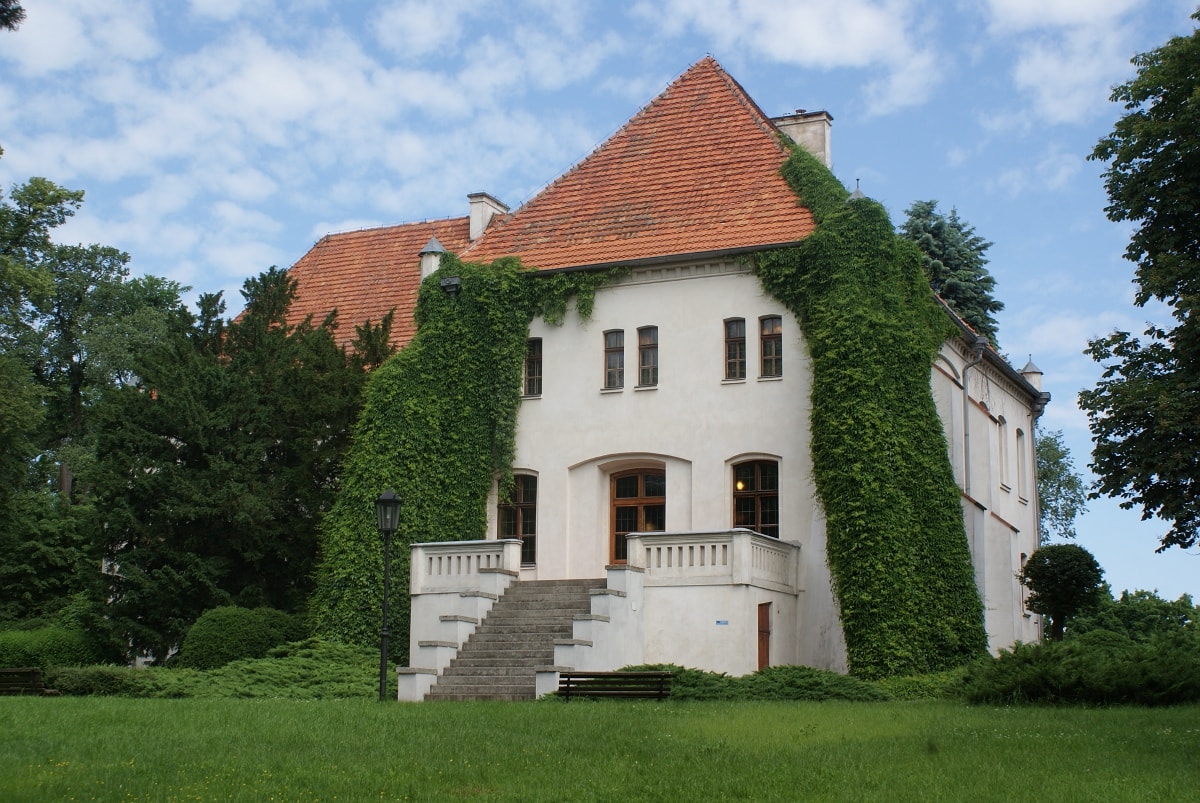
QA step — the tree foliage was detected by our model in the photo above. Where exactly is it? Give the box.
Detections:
[1035,429,1088,540]
[1070,587,1196,641]
[1082,11,1200,552]
[91,268,378,660]
[1019,544,1104,641]
[898,200,1003,346]
[0,1,24,31]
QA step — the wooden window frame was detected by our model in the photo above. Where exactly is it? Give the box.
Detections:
[610,469,666,564]
[725,318,746,380]
[638,326,658,387]
[733,460,780,538]
[604,330,624,389]
[499,474,538,566]
[760,316,782,378]
[523,338,542,397]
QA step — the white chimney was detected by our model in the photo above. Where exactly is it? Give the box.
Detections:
[772,110,833,168]
[468,192,509,241]
[419,236,444,279]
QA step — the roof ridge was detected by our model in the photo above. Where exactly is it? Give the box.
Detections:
[320,214,470,241]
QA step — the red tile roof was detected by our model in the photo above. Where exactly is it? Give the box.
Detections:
[284,56,816,350]
[285,217,470,349]
[464,56,816,269]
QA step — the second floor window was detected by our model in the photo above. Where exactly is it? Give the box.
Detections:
[725,318,746,380]
[761,316,782,377]
[733,460,779,538]
[523,338,542,397]
[638,326,658,386]
[604,330,624,389]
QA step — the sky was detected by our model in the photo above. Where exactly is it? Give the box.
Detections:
[2,0,1197,601]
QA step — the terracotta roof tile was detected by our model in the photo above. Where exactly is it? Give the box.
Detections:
[285,217,470,349]
[464,56,815,269]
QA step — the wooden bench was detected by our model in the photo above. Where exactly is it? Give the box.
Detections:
[0,667,59,696]
[558,670,672,701]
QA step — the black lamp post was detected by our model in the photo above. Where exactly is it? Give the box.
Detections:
[375,489,402,702]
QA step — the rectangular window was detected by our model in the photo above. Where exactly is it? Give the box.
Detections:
[499,475,537,565]
[523,338,542,397]
[760,316,782,377]
[725,319,746,380]
[604,330,624,389]
[638,326,658,386]
[1016,428,1028,501]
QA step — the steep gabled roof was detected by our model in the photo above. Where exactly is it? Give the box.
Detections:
[285,217,470,349]
[464,56,816,270]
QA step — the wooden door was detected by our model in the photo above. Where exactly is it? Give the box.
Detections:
[757,602,771,669]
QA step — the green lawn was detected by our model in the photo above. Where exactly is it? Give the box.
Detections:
[2,698,1198,801]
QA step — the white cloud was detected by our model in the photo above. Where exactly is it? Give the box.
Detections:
[637,0,941,114]
[985,0,1144,33]
[188,0,278,22]
[372,0,480,58]
[1,0,158,75]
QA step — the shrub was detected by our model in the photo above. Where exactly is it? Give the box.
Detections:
[0,625,98,668]
[734,665,889,702]
[45,665,169,697]
[873,667,967,701]
[175,606,308,670]
[961,628,1200,705]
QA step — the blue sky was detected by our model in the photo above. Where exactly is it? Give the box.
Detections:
[2,0,1197,600]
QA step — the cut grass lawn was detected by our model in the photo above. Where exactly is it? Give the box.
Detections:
[3,698,1198,801]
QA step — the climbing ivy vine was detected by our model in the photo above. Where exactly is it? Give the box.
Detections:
[311,254,620,652]
[754,146,987,678]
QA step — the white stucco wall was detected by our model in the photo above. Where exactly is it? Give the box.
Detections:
[483,258,1041,673]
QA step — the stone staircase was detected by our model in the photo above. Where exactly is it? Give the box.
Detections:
[425,578,606,701]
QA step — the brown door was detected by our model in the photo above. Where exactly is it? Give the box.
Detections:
[758,602,771,669]
[610,469,665,564]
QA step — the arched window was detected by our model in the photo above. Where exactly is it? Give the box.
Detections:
[499,475,537,566]
[733,460,779,538]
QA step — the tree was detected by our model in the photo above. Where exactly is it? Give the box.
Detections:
[91,268,372,659]
[1020,544,1104,640]
[1070,587,1196,641]
[1035,430,1088,540]
[899,200,1004,345]
[1082,11,1200,552]
[0,1,24,32]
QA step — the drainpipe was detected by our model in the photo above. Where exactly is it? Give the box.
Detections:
[961,334,988,498]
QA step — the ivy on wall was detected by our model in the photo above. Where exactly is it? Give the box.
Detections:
[311,254,620,652]
[754,146,987,678]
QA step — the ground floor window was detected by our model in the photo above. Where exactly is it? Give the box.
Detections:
[733,460,779,538]
[610,469,665,563]
[499,474,537,565]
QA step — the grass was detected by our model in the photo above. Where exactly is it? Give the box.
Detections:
[2,699,1199,801]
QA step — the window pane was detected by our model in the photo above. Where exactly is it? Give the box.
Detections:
[499,507,517,538]
[643,472,666,498]
[516,475,536,504]
[734,463,757,492]
[521,534,536,565]
[614,475,640,498]
[642,504,665,531]
[735,497,757,528]
[521,507,537,537]
[759,462,778,491]
[614,506,638,533]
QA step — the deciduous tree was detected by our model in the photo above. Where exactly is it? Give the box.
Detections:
[1036,430,1088,540]
[1082,11,1200,552]
[1020,544,1104,640]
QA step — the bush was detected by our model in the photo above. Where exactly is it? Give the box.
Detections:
[175,606,308,670]
[618,663,890,702]
[873,667,967,701]
[46,664,170,697]
[961,628,1200,705]
[0,625,99,668]
[734,665,888,702]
